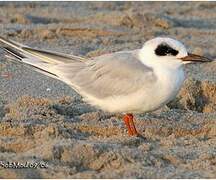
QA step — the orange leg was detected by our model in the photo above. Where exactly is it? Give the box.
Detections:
[123,113,138,136]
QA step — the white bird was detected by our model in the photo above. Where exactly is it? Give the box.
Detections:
[0,36,212,136]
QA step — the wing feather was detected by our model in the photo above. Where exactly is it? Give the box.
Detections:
[0,36,87,79]
[55,51,157,99]
[0,36,87,64]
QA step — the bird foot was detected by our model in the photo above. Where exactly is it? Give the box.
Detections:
[123,113,139,136]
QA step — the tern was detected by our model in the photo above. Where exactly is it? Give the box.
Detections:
[0,36,213,136]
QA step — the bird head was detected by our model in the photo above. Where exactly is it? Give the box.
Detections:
[140,37,212,67]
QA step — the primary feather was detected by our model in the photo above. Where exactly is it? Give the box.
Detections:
[0,36,87,78]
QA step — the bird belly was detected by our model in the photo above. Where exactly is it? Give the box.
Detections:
[85,67,185,113]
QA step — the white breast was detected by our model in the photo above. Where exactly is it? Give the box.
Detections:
[83,64,185,113]
[141,63,185,112]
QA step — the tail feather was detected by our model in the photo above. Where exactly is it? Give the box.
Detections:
[0,36,87,64]
[3,47,25,60]
[22,47,82,64]
[0,36,87,79]
[1,46,59,79]
[0,36,24,50]
[23,46,87,63]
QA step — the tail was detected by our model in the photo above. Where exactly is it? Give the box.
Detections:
[0,36,87,79]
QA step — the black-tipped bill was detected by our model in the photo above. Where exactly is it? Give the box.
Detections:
[181,53,213,63]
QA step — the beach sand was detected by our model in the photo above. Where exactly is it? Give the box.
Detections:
[0,2,216,178]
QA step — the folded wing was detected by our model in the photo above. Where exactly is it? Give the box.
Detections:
[55,51,157,99]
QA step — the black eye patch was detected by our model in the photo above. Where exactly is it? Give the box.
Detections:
[155,44,179,56]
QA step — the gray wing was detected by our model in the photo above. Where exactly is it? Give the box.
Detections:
[56,50,157,99]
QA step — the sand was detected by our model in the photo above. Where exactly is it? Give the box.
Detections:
[0,2,216,178]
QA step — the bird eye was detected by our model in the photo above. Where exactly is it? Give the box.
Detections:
[155,44,179,56]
